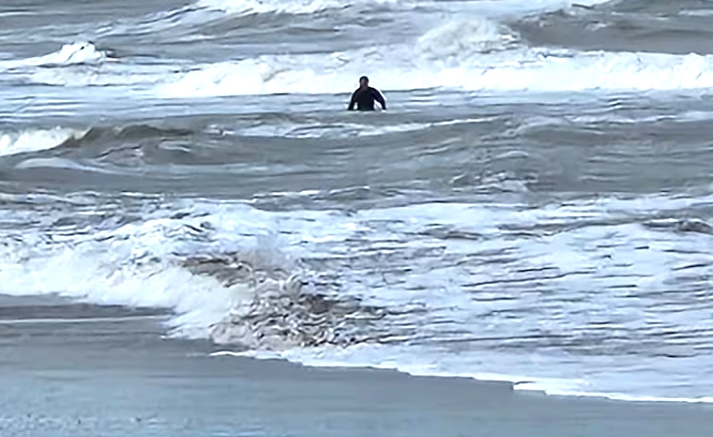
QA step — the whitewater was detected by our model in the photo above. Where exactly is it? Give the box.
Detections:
[2,0,713,410]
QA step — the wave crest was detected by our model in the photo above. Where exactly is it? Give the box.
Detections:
[155,43,713,98]
[0,127,88,157]
[418,17,520,58]
[0,205,402,350]
[0,42,106,70]
[0,124,188,160]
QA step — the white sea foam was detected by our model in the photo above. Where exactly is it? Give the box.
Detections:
[515,382,713,404]
[1,191,713,402]
[237,122,418,138]
[0,204,295,339]
[680,9,713,17]
[0,127,88,157]
[215,343,713,405]
[24,65,172,88]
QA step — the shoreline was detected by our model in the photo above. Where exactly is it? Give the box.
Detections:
[1,296,713,437]
[211,349,713,406]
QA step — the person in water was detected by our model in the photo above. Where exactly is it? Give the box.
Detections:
[347,76,386,111]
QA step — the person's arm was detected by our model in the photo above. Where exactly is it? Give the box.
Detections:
[347,89,358,110]
[372,88,386,110]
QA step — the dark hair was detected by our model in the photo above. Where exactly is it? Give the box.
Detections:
[359,76,369,82]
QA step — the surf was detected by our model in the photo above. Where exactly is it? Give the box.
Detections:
[151,16,713,98]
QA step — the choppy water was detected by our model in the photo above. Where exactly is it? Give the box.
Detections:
[2,0,713,403]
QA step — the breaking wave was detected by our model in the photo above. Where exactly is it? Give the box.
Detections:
[0,127,89,157]
[0,124,191,160]
[0,201,398,349]
[1,192,713,405]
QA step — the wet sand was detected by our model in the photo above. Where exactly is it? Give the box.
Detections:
[0,295,711,437]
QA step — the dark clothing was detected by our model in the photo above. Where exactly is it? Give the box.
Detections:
[348,86,386,111]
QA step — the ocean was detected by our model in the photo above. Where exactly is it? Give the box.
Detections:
[2,0,713,435]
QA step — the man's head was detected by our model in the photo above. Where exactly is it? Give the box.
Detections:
[359,76,369,88]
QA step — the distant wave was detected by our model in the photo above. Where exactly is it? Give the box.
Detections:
[4,5,657,96]
[154,20,713,98]
[0,117,490,153]
[87,0,616,42]
[0,42,107,70]
[70,124,195,145]
[196,0,409,15]
[194,0,613,17]
[0,42,183,89]
[20,39,713,96]
[0,124,199,161]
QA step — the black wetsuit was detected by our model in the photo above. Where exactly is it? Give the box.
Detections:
[348,86,386,111]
